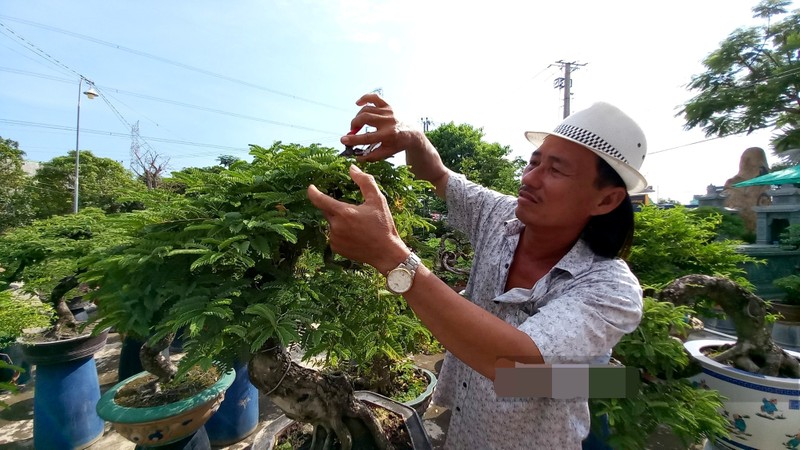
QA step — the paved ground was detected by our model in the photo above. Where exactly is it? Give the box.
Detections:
[0,331,722,449]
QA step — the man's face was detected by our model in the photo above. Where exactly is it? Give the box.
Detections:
[516,136,612,230]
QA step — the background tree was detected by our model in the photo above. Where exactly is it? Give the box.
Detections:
[426,123,525,195]
[0,137,34,231]
[681,0,800,158]
[217,154,241,168]
[130,145,170,190]
[31,151,142,218]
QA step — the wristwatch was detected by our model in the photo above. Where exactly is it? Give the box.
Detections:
[386,252,421,294]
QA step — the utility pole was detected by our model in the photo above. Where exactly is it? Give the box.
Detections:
[550,60,586,118]
[421,117,432,132]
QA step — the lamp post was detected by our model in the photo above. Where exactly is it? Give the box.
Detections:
[73,76,98,214]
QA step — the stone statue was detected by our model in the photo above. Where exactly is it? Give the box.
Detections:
[725,147,771,232]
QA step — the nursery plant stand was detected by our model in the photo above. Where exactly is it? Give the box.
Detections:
[19,328,109,450]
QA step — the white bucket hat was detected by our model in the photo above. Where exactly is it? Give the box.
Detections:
[524,102,648,193]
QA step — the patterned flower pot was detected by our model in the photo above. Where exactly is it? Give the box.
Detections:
[685,339,800,450]
[96,367,235,448]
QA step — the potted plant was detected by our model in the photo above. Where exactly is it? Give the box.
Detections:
[83,143,435,449]
[771,274,800,351]
[95,363,236,448]
[0,208,128,449]
[296,268,439,416]
[0,281,54,386]
[658,274,800,450]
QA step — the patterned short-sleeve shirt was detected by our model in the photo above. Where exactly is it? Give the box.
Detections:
[433,174,643,449]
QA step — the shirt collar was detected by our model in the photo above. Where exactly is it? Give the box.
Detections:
[502,218,597,278]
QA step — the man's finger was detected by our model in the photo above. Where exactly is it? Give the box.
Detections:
[356,93,388,108]
[349,165,384,203]
[307,184,345,215]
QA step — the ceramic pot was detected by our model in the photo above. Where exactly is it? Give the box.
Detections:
[96,367,235,448]
[204,360,259,446]
[402,366,438,416]
[685,339,800,450]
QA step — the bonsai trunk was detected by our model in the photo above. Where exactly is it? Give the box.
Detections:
[249,341,392,450]
[44,271,86,339]
[138,332,177,395]
[658,274,800,378]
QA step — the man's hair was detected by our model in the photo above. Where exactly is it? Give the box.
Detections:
[581,157,634,259]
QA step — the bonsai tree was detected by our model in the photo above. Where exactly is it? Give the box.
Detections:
[0,208,129,339]
[301,267,435,400]
[0,283,55,347]
[590,204,800,449]
[659,274,799,378]
[83,143,433,448]
[0,282,54,393]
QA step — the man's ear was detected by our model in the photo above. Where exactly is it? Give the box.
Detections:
[591,187,627,216]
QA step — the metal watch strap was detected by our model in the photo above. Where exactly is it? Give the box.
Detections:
[401,252,421,275]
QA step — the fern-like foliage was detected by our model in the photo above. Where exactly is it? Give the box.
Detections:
[82,143,433,375]
[590,298,730,449]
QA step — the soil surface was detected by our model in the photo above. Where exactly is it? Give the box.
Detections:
[275,405,410,450]
[115,366,219,408]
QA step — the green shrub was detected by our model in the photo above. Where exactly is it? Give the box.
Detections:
[773,275,800,305]
[0,286,55,348]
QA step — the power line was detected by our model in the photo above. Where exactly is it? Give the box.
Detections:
[0,24,167,157]
[1,118,342,161]
[649,136,727,155]
[0,22,80,79]
[0,15,350,112]
[1,119,248,152]
[0,67,343,136]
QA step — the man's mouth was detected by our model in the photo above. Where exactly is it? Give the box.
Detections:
[518,188,539,204]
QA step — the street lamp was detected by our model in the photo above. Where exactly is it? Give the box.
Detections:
[74,76,98,214]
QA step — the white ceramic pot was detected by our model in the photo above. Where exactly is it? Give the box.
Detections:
[684,339,800,450]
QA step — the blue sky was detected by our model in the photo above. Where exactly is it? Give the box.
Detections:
[0,0,785,203]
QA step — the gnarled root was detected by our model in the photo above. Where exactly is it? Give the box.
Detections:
[249,344,392,450]
[712,341,800,378]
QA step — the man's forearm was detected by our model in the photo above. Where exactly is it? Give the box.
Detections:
[402,130,450,199]
[402,265,544,380]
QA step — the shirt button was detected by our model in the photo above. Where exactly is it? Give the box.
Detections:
[455,406,461,412]
[462,382,467,388]
[504,263,509,268]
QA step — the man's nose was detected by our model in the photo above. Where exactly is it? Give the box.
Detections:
[521,165,542,188]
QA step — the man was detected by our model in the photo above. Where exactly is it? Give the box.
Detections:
[307,94,646,449]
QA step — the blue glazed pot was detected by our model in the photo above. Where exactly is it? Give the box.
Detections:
[18,328,109,450]
[205,360,260,446]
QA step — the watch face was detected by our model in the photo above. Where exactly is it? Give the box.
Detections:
[387,268,413,293]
